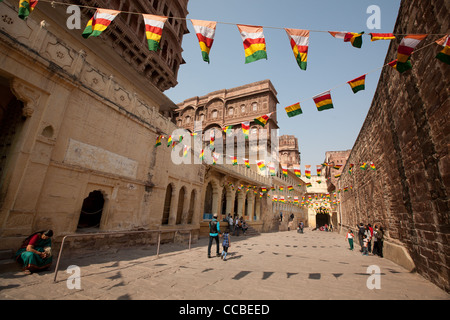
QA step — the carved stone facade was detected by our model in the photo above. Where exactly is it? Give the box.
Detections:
[0,0,200,251]
[75,0,189,92]
[279,135,300,169]
[174,81,307,233]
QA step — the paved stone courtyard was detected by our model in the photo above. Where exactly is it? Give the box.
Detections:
[0,229,448,301]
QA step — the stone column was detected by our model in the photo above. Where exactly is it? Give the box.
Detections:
[168,185,179,225]
[237,192,244,217]
[247,194,255,221]
[255,195,261,221]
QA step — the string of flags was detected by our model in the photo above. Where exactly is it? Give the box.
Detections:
[285,34,449,117]
[14,1,449,118]
[155,128,378,194]
[15,1,449,67]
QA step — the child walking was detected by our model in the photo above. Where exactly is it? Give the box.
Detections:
[346,229,354,251]
[221,229,230,261]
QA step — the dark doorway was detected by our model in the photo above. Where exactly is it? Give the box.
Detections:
[77,191,104,230]
[162,184,172,225]
[0,80,25,192]
[316,213,330,228]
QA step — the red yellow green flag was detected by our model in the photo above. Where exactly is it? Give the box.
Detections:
[254,113,272,127]
[199,149,204,160]
[232,156,237,166]
[313,91,334,111]
[344,31,364,48]
[143,14,168,51]
[285,28,310,70]
[294,165,301,177]
[155,135,162,147]
[241,121,250,139]
[191,19,217,63]
[360,162,368,170]
[269,163,276,176]
[436,35,450,65]
[370,161,376,171]
[397,34,427,72]
[288,186,293,191]
[18,0,38,20]
[305,165,311,179]
[223,125,233,134]
[285,103,302,118]
[329,31,364,48]
[167,135,172,147]
[237,24,268,64]
[388,59,412,73]
[257,160,266,171]
[244,159,250,168]
[347,74,366,94]
[82,9,120,38]
[282,166,288,177]
[370,33,396,41]
[316,165,322,176]
[183,145,189,158]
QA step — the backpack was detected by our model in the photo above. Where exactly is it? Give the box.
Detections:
[209,220,218,234]
[376,230,383,240]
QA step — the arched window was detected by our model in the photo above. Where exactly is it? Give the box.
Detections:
[228,107,234,116]
[176,187,185,224]
[187,190,196,224]
[204,182,213,215]
[162,184,172,225]
[212,110,218,119]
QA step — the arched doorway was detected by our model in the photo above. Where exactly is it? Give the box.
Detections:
[176,187,185,224]
[77,190,105,231]
[204,182,213,215]
[187,190,196,224]
[0,80,25,193]
[162,184,172,225]
[315,206,330,228]
[220,187,227,216]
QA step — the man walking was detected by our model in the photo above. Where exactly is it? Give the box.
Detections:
[208,213,221,258]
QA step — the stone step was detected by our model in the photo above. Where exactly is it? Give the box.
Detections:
[0,250,13,260]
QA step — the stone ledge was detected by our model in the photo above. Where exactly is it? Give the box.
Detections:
[384,241,416,272]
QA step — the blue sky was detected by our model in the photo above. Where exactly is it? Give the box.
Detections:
[165,0,402,171]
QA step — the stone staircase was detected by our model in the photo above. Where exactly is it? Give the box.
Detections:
[233,225,260,237]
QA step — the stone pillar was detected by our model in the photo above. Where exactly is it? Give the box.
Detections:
[247,194,255,221]
[226,191,234,216]
[168,185,179,225]
[237,192,244,217]
[255,196,261,221]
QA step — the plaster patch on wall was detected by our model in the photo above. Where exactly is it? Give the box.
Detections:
[64,139,138,179]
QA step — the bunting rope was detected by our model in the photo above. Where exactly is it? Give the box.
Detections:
[297,38,442,104]
[33,0,448,36]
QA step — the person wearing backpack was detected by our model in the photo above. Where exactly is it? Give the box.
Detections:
[373,225,384,257]
[208,213,221,258]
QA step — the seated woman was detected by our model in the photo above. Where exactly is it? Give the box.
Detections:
[15,230,53,274]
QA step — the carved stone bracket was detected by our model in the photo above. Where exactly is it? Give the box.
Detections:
[10,78,44,118]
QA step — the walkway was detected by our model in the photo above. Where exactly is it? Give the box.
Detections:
[0,229,448,300]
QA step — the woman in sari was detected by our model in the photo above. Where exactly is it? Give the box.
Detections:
[15,230,53,274]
